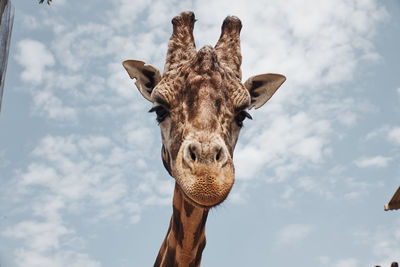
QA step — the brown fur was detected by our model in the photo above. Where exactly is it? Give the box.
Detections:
[154,184,208,267]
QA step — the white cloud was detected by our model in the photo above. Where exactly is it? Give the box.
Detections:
[108,62,138,99]
[226,181,250,204]
[388,127,400,145]
[344,176,383,200]
[33,90,78,121]
[194,0,386,87]
[365,125,390,140]
[318,257,360,267]
[12,249,101,267]
[235,112,331,180]
[16,18,163,121]
[108,0,150,28]
[370,227,400,266]
[365,125,400,146]
[14,131,167,220]
[333,258,359,267]
[353,219,400,267]
[22,135,132,204]
[2,220,72,253]
[15,39,55,84]
[2,131,169,267]
[354,155,392,168]
[21,15,39,30]
[296,176,333,199]
[16,133,147,223]
[1,201,100,267]
[276,224,313,246]
[52,23,114,72]
[50,0,66,7]
[14,38,83,121]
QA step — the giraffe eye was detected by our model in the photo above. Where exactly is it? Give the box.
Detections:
[149,106,170,123]
[235,111,252,127]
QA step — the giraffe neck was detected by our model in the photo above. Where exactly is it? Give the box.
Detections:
[154,183,209,267]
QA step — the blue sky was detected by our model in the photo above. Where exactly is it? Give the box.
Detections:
[0,0,399,266]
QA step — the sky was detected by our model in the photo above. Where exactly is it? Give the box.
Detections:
[0,0,399,266]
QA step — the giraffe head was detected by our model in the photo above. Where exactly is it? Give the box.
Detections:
[123,11,285,208]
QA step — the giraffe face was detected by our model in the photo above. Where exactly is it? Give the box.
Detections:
[149,47,251,207]
[123,11,285,208]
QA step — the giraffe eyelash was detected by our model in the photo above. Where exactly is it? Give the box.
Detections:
[235,111,252,127]
[149,105,170,123]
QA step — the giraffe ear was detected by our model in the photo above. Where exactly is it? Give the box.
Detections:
[122,60,162,102]
[244,73,286,109]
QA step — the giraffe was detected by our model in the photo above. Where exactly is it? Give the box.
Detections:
[123,11,285,267]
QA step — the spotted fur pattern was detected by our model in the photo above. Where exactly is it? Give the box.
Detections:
[154,184,209,267]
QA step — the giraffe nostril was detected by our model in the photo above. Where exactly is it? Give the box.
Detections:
[187,143,200,163]
[190,148,196,161]
[215,148,222,161]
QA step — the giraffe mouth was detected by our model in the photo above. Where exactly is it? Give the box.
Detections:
[177,182,229,209]
[172,153,235,207]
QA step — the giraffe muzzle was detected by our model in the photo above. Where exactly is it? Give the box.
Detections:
[173,138,234,207]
